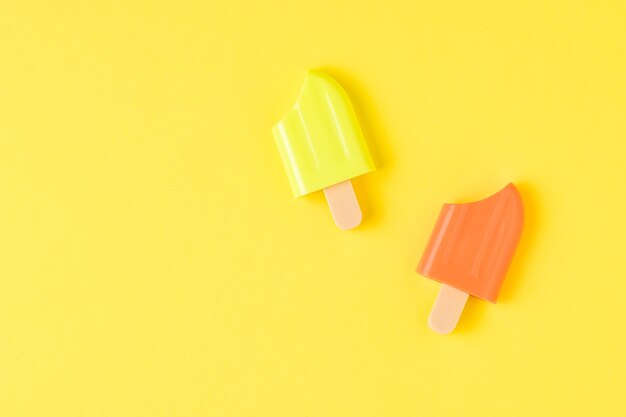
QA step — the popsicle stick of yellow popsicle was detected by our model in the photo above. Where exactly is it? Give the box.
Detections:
[417,184,525,333]
[322,180,362,230]
[272,70,375,230]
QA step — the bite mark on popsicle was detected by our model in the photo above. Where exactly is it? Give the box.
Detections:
[272,70,375,229]
[417,184,524,333]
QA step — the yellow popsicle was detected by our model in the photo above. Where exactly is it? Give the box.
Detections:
[272,70,375,229]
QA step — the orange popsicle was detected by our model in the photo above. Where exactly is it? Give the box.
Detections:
[417,184,524,333]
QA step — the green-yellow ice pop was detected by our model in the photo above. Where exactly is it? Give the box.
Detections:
[272,70,376,229]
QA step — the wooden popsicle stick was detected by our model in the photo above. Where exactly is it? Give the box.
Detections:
[323,180,362,230]
[428,284,469,334]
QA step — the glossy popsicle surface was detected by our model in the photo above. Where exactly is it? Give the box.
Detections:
[272,70,375,198]
[417,183,524,303]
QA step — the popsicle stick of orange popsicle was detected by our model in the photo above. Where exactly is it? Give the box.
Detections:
[272,70,375,230]
[428,284,469,334]
[417,184,524,333]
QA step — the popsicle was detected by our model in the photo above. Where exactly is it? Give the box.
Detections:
[417,184,524,333]
[272,70,375,230]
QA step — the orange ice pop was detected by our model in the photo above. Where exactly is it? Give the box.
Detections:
[417,184,524,333]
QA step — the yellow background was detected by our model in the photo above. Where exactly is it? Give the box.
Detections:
[1,1,625,416]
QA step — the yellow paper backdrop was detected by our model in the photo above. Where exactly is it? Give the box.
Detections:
[1,1,624,416]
